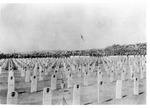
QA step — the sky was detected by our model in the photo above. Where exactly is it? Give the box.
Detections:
[0,2,146,53]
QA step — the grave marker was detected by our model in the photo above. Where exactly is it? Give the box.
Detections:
[33,65,38,76]
[98,81,104,102]
[97,70,102,84]
[43,87,52,105]
[61,82,65,89]
[8,70,14,78]
[66,68,70,78]
[121,68,125,81]
[134,77,139,95]
[106,66,110,76]
[21,68,25,77]
[30,75,37,93]
[54,69,58,76]
[25,69,31,82]
[7,91,18,104]
[45,67,49,76]
[72,84,80,105]
[51,74,57,90]
[8,76,15,93]
[67,73,73,88]
[140,66,144,79]
[116,80,122,99]
[84,71,88,86]
[131,68,135,81]
[110,69,114,82]
[39,68,44,81]
[78,67,82,78]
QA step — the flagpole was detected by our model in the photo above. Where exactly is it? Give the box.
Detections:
[81,35,85,55]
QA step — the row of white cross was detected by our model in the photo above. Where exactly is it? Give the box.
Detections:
[0,55,146,105]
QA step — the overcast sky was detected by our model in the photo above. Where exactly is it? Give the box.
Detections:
[0,2,146,53]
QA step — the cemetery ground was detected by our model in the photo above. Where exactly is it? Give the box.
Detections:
[0,57,146,105]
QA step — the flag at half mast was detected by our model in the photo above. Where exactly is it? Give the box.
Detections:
[81,35,85,42]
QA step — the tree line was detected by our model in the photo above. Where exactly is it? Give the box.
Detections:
[0,43,146,59]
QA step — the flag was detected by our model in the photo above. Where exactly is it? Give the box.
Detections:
[81,35,85,42]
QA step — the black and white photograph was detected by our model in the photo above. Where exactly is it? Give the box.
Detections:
[0,0,147,105]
